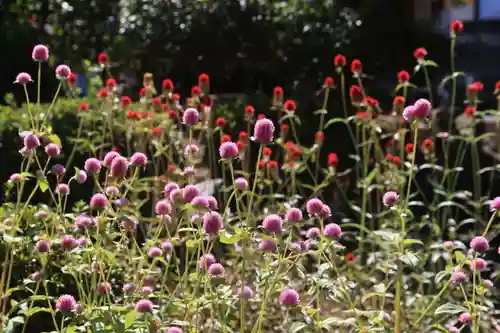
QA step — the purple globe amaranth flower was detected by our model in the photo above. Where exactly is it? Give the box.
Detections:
[164,182,180,198]
[161,240,173,252]
[55,64,71,80]
[183,108,200,126]
[490,196,500,211]
[306,198,324,216]
[413,98,432,118]
[105,186,120,197]
[36,239,51,253]
[191,196,209,209]
[458,312,472,324]
[320,205,332,219]
[207,263,225,276]
[90,193,109,209]
[237,285,254,299]
[77,236,89,247]
[45,143,61,157]
[56,183,70,196]
[122,283,136,293]
[84,158,101,173]
[203,211,223,234]
[14,72,33,85]
[184,144,200,156]
[24,133,40,150]
[103,151,119,167]
[155,200,172,215]
[55,294,76,313]
[76,170,87,184]
[199,254,216,270]
[32,44,49,62]
[206,196,218,210]
[96,282,112,295]
[61,235,77,250]
[148,246,163,258]
[142,275,155,286]
[324,223,341,238]
[279,288,300,306]
[259,239,277,252]
[290,240,309,253]
[451,269,468,285]
[235,177,249,190]
[262,214,283,233]
[382,191,399,206]
[403,105,417,122]
[470,236,489,253]
[285,208,303,222]
[253,118,275,143]
[9,173,23,183]
[130,152,148,166]
[183,185,199,203]
[115,197,129,206]
[470,258,487,272]
[141,286,154,294]
[110,156,129,178]
[135,299,154,313]
[219,142,239,159]
[183,166,196,175]
[167,328,182,333]
[74,214,96,231]
[52,164,66,176]
[306,227,320,239]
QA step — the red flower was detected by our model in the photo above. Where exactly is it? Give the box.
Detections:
[78,103,88,112]
[106,78,116,89]
[350,85,362,102]
[467,82,484,93]
[393,96,405,105]
[496,81,500,93]
[221,134,231,143]
[162,79,174,91]
[152,97,161,105]
[168,109,177,119]
[127,110,139,120]
[140,111,150,119]
[364,97,379,107]
[315,131,324,142]
[121,96,132,108]
[413,47,428,60]
[464,106,476,117]
[215,117,226,127]
[273,86,283,97]
[451,20,464,33]
[198,73,210,85]
[191,86,202,96]
[267,161,278,169]
[334,54,346,67]
[244,105,255,116]
[350,59,362,73]
[162,104,168,112]
[239,131,248,141]
[345,252,356,262]
[139,87,149,97]
[172,93,180,101]
[386,153,393,161]
[405,143,414,153]
[392,156,401,166]
[328,153,338,167]
[97,52,108,65]
[281,124,289,133]
[284,100,296,112]
[324,76,334,88]
[257,114,265,120]
[152,127,162,136]
[355,112,370,119]
[112,146,120,152]
[97,89,108,98]
[263,147,272,156]
[167,164,176,172]
[423,138,433,150]
[236,140,246,150]
[68,73,77,85]
[258,161,266,169]
[397,70,410,83]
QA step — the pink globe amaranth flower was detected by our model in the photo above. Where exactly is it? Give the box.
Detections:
[443,241,455,249]
[320,205,332,218]
[324,223,341,238]
[135,299,154,313]
[203,211,223,234]
[169,188,183,203]
[306,227,320,239]
[183,107,200,126]
[55,64,71,80]
[237,285,254,299]
[207,263,225,276]
[161,240,173,252]
[205,196,218,210]
[262,214,283,233]
[451,270,468,285]
[458,312,472,324]
[55,294,76,313]
[167,328,183,333]
[285,208,303,222]
[279,288,300,306]
[183,185,200,203]
[413,98,432,118]
[164,182,180,198]
[219,142,239,159]
[306,198,324,216]
[199,253,216,270]
[490,197,500,211]
[84,158,101,173]
[105,186,119,197]
[143,275,155,286]
[74,214,96,231]
[76,170,87,184]
[103,151,119,167]
[382,191,399,206]
[470,258,487,271]
[130,152,148,166]
[122,283,136,293]
[253,118,275,143]
[141,286,154,294]
[56,183,70,196]
[403,105,417,122]
[45,143,60,157]
[24,133,40,150]
[148,246,163,258]
[110,156,129,178]
[290,240,309,253]
[61,235,77,250]
[32,44,49,62]
[235,177,249,190]
[191,196,209,209]
[77,236,89,247]
[155,200,172,215]
[90,193,109,209]
[34,210,49,218]
[52,164,66,176]
[96,282,112,295]
[259,239,277,252]
[184,144,200,156]
[14,72,33,85]
[9,173,23,182]
[36,239,51,253]
[470,236,489,253]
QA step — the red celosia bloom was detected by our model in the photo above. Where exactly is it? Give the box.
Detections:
[263,147,272,156]
[273,86,283,97]
[267,161,278,169]
[78,103,88,112]
[405,143,414,153]
[112,146,120,152]
[397,70,410,83]
[351,59,362,73]
[328,153,338,167]
[97,89,108,98]
[106,78,116,88]
[451,20,464,33]
[167,164,176,172]
[392,156,401,166]
[121,96,132,108]
[198,73,210,85]
[68,73,77,85]
[257,114,265,120]
[495,81,500,93]
[236,140,246,150]
[162,79,174,91]
[162,104,168,112]
[284,100,296,112]
[386,153,393,161]
[355,112,370,119]
[258,161,266,169]
[139,87,149,97]
[364,97,379,107]
[324,76,334,88]
[152,97,161,105]
[315,131,324,142]
[140,111,150,119]
[350,85,362,101]
[393,96,405,105]
[127,110,139,120]
[191,86,202,96]
[244,105,255,116]
[467,82,484,93]
[334,54,346,67]
[413,47,428,60]
[281,124,289,133]
[346,252,356,262]
[98,52,108,65]
[221,134,231,143]
[215,117,226,127]
[423,138,433,150]
[464,106,476,117]
[172,93,180,101]
[167,109,177,118]
[239,131,248,141]
[152,127,162,136]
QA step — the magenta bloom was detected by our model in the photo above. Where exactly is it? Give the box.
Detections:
[84,158,101,173]
[130,152,148,166]
[148,246,163,258]
[443,241,455,249]
[164,183,180,198]
[206,196,218,210]
[199,254,216,270]
[306,198,324,216]
[104,186,119,198]
[45,143,61,157]
[90,193,109,209]
[382,191,399,206]
[52,164,65,176]
[167,328,182,333]
[253,118,275,143]
[290,240,309,253]
[306,227,320,239]
[32,44,49,62]
[413,98,432,118]
[262,214,283,233]
[155,200,172,215]
[61,235,77,250]
[110,156,129,178]
[55,65,71,80]
[259,239,277,252]
[403,105,417,122]
[55,294,76,313]
[324,223,341,238]
[279,288,300,306]
[203,211,223,234]
[161,241,173,251]
[451,270,468,285]
[470,258,487,272]
[470,236,489,253]
[191,196,209,208]
[36,239,51,253]
[458,312,472,324]
[55,183,70,196]
[237,285,254,299]
[169,188,183,203]
[141,286,154,294]
[183,108,200,126]
[9,173,23,182]
[96,282,112,295]
[122,283,136,293]
[135,299,154,313]
[24,133,40,150]
[14,72,33,85]
[285,208,303,222]
[75,214,96,231]
[320,205,332,218]
[207,263,225,276]
[219,142,239,159]
[490,197,500,211]
[235,177,249,190]
[103,151,119,167]
[183,185,200,203]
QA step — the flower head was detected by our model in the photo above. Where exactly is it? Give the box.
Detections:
[259,239,277,252]
[148,246,163,258]
[84,158,101,173]
[183,108,200,126]
[285,208,303,222]
[36,239,51,253]
[207,263,225,276]
[324,223,341,238]
[32,45,49,62]
[55,65,71,80]
[135,299,153,313]
[110,156,129,178]
[103,151,119,167]
[14,72,33,85]
[262,214,283,233]
[279,288,300,306]
[130,152,148,166]
[470,236,489,253]
[451,20,464,33]
[306,198,324,216]
[183,185,200,203]
[56,295,76,313]
[334,54,346,67]
[203,211,223,234]
[382,191,399,206]
[253,118,275,143]
[90,193,109,209]
[24,133,40,150]
[199,254,216,270]
[45,143,60,157]
[219,142,239,159]
[56,183,70,196]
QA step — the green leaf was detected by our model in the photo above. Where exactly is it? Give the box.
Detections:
[48,134,62,147]
[4,316,24,333]
[454,251,465,263]
[20,306,53,317]
[289,322,307,333]
[434,302,468,315]
[424,60,439,67]
[324,117,348,129]
[124,310,138,329]
[219,231,241,244]
[403,239,424,247]
[38,179,49,193]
